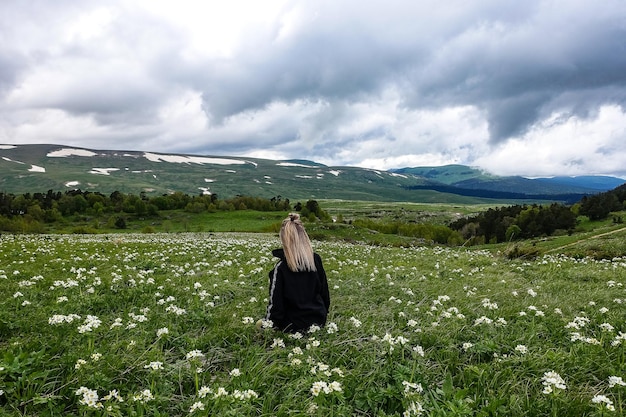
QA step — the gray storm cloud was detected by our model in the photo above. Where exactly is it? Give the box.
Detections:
[1,0,625,177]
[193,0,626,143]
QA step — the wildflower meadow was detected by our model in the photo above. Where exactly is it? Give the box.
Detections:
[0,232,625,416]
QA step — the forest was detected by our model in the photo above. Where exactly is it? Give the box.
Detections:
[0,190,305,233]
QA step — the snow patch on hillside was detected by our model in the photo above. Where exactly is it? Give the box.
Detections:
[48,148,98,157]
[389,172,407,178]
[328,170,341,176]
[0,145,17,149]
[29,165,46,173]
[2,156,24,164]
[89,168,120,175]
[277,162,319,168]
[65,181,80,187]
[144,152,246,165]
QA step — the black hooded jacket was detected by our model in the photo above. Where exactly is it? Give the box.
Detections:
[265,248,330,332]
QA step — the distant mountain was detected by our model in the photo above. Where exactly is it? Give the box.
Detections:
[392,165,624,203]
[534,176,626,191]
[1,144,623,204]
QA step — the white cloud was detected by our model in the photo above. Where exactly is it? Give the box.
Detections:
[474,105,626,177]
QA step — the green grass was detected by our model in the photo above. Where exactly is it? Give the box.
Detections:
[317,200,492,225]
[1,232,625,416]
[43,210,289,234]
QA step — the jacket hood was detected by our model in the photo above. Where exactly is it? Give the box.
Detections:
[272,248,286,259]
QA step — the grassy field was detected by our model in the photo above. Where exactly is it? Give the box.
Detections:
[1,230,625,416]
[44,200,485,234]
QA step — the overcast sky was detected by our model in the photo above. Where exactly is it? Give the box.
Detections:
[1,1,626,178]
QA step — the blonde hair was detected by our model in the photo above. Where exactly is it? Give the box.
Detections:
[280,213,316,272]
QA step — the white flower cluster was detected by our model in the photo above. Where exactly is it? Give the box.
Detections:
[402,381,423,395]
[570,332,601,345]
[132,389,154,403]
[402,381,424,417]
[194,385,259,403]
[165,304,186,315]
[591,395,614,411]
[462,342,473,351]
[326,322,338,334]
[78,315,102,333]
[305,338,321,350]
[542,371,567,394]
[189,401,205,413]
[271,338,286,349]
[380,332,409,353]
[48,313,82,325]
[75,387,103,409]
[514,344,528,354]
[50,279,79,289]
[308,324,321,333]
[310,380,342,396]
[309,361,344,378]
[611,331,626,346]
[186,350,204,360]
[473,316,493,326]
[349,316,362,328]
[599,322,614,332]
[232,389,259,400]
[144,361,163,371]
[403,400,424,417]
[608,375,626,387]
[481,298,498,310]
[75,386,126,409]
[259,319,274,329]
[412,345,425,357]
[102,389,124,403]
[565,316,590,330]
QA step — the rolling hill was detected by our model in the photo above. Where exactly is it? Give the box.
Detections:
[1,144,623,204]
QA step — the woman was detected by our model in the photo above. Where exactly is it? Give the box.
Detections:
[265,213,330,333]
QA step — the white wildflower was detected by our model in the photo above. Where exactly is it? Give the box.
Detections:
[189,401,205,413]
[591,395,615,411]
[186,350,204,360]
[515,345,528,354]
[144,361,163,370]
[608,376,626,387]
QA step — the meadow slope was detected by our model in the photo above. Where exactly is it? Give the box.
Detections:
[0,233,625,416]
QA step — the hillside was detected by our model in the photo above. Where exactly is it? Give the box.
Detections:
[1,144,622,204]
[392,165,623,195]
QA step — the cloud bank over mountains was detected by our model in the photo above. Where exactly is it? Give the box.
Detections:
[1,0,625,178]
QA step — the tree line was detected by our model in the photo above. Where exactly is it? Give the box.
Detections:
[449,182,626,244]
[577,183,626,221]
[2,182,624,242]
[449,203,577,244]
[0,190,297,233]
[349,183,626,246]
